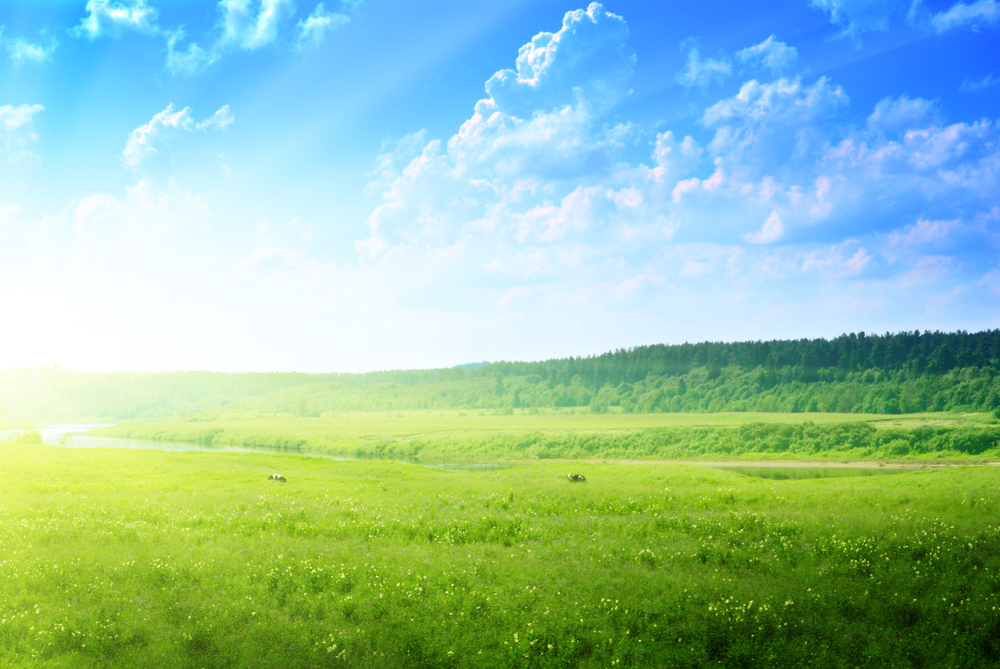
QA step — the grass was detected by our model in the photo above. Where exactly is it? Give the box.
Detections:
[92,410,994,438]
[88,411,1000,463]
[1,441,998,667]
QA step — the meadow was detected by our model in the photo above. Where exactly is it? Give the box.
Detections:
[1,440,998,668]
[89,410,1000,463]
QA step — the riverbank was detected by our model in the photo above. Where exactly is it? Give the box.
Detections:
[86,411,1000,464]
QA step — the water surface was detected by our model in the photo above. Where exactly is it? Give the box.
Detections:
[39,425,511,472]
[719,466,905,480]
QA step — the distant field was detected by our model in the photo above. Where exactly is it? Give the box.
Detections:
[88,411,1000,463]
[1,441,997,668]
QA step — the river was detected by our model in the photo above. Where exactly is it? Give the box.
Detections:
[38,424,511,473]
[37,424,913,479]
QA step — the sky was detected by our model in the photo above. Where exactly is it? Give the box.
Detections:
[1,0,999,373]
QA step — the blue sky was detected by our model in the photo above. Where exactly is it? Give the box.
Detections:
[1,0,998,372]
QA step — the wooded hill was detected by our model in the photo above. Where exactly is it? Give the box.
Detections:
[3,330,999,421]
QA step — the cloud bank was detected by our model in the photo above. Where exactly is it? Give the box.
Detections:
[352,2,1000,342]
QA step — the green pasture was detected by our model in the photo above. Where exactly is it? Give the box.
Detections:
[89,411,1000,463]
[91,410,991,439]
[1,442,998,668]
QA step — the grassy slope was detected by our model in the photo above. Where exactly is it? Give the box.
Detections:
[88,411,1000,463]
[1,442,998,668]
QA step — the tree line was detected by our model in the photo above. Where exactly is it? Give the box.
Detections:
[1,330,998,420]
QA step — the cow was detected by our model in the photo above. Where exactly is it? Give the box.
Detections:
[268,474,287,483]
[567,473,586,483]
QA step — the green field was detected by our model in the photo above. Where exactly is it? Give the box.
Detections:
[89,410,1000,463]
[2,440,998,668]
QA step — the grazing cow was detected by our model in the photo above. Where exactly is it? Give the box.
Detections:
[567,473,586,483]
[268,474,287,483]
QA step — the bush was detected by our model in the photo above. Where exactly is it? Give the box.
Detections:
[13,429,42,444]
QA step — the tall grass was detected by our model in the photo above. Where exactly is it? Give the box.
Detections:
[1,442,998,667]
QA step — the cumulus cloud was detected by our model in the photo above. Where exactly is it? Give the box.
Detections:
[675,42,731,88]
[704,77,849,129]
[702,77,849,180]
[74,0,159,39]
[122,104,233,169]
[349,3,1000,344]
[296,3,350,51]
[735,35,798,76]
[484,3,634,117]
[931,0,1000,31]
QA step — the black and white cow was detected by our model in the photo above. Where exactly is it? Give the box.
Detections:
[567,473,586,483]
[268,474,287,483]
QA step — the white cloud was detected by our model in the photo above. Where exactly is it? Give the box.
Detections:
[735,35,798,76]
[886,217,959,251]
[196,105,235,130]
[675,44,731,88]
[165,31,214,75]
[218,0,295,51]
[75,0,159,39]
[5,35,58,66]
[296,3,350,51]
[802,240,871,276]
[742,211,784,244]
[961,73,1000,92]
[484,3,635,117]
[0,103,43,131]
[702,77,849,180]
[810,0,909,37]
[866,95,943,135]
[0,103,44,164]
[931,0,1000,31]
[123,104,234,169]
[823,118,1000,202]
[69,181,208,240]
[650,131,703,186]
[123,105,194,168]
[166,0,353,74]
[704,77,848,128]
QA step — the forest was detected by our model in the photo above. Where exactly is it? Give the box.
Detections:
[2,329,999,421]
